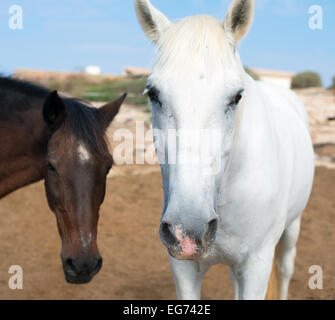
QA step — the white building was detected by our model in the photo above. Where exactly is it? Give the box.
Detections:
[84,66,101,76]
[124,67,151,78]
[250,68,296,89]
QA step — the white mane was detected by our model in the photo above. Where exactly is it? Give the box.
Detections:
[151,15,243,85]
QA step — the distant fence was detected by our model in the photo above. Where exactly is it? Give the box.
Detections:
[14,69,118,84]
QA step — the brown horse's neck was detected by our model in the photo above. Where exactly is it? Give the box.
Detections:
[0,103,48,199]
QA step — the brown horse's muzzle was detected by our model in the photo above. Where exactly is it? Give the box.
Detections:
[62,254,103,284]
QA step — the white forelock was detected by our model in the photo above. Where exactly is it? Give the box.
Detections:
[151,15,242,86]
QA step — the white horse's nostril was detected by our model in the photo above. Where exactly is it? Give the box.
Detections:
[159,222,178,247]
[206,219,218,244]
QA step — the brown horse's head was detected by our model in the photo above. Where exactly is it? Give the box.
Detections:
[42,91,126,284]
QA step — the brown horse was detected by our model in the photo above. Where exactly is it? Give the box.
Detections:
[0,76,126,284]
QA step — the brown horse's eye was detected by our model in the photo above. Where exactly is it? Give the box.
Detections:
[47,162,57,173]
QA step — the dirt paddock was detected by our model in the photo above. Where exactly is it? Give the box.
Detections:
[0,164,334,300]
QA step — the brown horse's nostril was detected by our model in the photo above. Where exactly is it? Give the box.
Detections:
[64,258,80,276]
[94,258,103,274]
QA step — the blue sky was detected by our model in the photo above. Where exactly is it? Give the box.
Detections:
[0,0,334,86]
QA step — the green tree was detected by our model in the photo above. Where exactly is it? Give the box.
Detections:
[330,76,335,90]
[291,71,323,89]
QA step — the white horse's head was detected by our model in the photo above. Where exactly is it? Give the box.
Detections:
[135,0,254,260]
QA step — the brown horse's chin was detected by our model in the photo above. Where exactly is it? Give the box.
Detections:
[65,275,95,285]
[64,266,102,285]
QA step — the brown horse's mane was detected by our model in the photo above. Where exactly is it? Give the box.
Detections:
[0,75,50,98]
[0,75,49,118]
[0,75,111,161]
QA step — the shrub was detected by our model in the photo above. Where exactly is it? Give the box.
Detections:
[80,76,149,106]
[291,71,322,89]
[245,67,260,81]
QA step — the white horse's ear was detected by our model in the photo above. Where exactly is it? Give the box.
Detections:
[135,0,171,43]
[224,0,254,43]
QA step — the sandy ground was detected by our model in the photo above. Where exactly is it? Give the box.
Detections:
[0,164,334,300]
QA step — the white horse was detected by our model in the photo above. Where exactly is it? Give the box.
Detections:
[135,0,315,300]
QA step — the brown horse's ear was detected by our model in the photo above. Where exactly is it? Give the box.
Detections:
[98,93,127,130]
[43,91,67,132]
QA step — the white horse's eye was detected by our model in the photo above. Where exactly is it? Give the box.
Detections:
[231,93,242,105]
[148,87,162,107]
